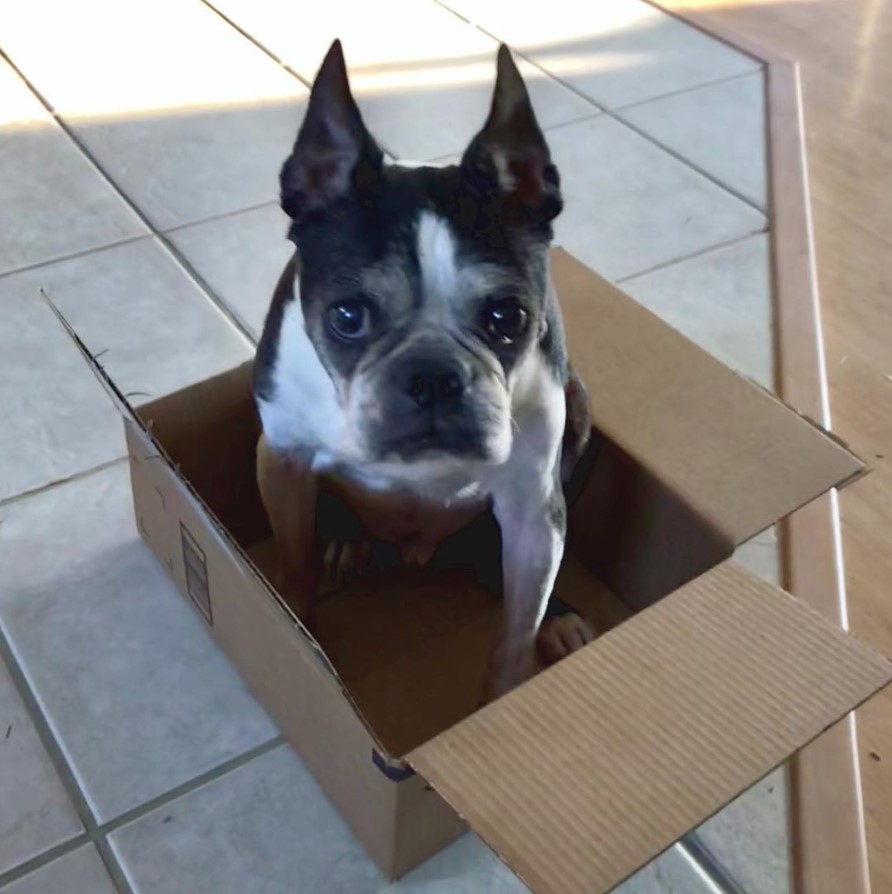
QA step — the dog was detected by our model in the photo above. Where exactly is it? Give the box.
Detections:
[253,40,593,700]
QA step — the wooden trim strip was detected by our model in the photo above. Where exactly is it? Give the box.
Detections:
[767,61,872,894]
[640,5,870,894]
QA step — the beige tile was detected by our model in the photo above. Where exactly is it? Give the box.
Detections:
[207,0,599,160]
[548,117,765,281]
[3,846,117,894]
[441,0,759,108]
[621,234,773,386]
[0,662,82,875]
[0,465,279,823]
[0,0,308,229]
[619,72,767,209]
[167,204,292,340]
[0,59,145,274]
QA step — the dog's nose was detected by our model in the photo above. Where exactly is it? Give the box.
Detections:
[404,363,467,409]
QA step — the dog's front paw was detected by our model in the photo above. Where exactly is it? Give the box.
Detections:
[536,613,596,666]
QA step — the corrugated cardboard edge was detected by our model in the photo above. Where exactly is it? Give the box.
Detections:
[407,562,892,894]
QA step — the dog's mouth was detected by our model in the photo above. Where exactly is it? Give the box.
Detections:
[400,429,480,459]
[380,421,491,462]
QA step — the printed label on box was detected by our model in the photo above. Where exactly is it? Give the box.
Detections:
[180,523,212,626]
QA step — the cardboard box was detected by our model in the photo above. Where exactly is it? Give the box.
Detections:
[61,249,891,894]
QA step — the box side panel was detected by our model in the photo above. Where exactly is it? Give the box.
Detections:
[125,421,403,874]
[551,248,863,546]
[408,562,892,894]
[390,774,468,879]
[136,360,269,547]
[567,439,733,611]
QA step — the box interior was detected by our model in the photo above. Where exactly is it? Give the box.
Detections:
[138,360,732,758]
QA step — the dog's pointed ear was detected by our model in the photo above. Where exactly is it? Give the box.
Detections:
[280,40,382,222]
[462,45,562,223]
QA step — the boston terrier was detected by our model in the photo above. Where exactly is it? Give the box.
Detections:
[253,40,593,700]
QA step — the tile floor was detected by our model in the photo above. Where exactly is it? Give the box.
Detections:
[0,1,788,892]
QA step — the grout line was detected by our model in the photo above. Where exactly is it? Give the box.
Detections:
[97,736,285,838]
[0,627,101,883]
[608,107,767,214]
[539,109,604,134]
[609,67,761,114]
[614,227,768,284]
[0,836,90,891]
[0,457,128,511]
[0,233,150,283]
[196,0,400,158]
[430,0,471,25]
[93,838,136,894]
[162,199,281,235]
[0,607,285,890]
[194,0,309,89]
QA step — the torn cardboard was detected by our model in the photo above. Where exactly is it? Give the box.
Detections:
[50,248,891,893]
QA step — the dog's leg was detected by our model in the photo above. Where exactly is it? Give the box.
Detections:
[486,484,567,701]
[256,434,320,625]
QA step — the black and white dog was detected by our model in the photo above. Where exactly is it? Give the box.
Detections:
[254,40,592,699]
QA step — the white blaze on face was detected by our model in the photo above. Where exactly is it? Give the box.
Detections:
[414,210,514,324]
[415,210,462,310]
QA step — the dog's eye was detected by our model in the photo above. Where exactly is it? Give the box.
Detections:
[484,299,528,344]
[327,301,371,340]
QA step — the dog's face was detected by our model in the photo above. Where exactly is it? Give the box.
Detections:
[277,41,563,469]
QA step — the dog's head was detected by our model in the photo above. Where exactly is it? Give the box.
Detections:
[279,40,563,469]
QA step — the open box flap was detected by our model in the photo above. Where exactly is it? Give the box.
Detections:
[550,249,864,546]
[407,563,891,894]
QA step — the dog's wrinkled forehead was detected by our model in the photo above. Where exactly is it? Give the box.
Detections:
[412,206,518,308]
[296,163,543,318]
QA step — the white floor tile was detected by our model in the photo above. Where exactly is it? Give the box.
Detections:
[619,72,767,209]
[548,117,765,281]
[697,768,793,894]
[0,662,82,875]
[0,269,125,504]
[1,846,117,894]
[0,0,308,229]
[206,0,598,161]
[615,849,715,894]
[109,744,713,894]
[167,205,291,340]
[621,234,773,386]
[0,59,146,275]
[1,238,251,409]
[0,465,278,823]
[734,527,781,586]
[441,0,759,109]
